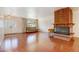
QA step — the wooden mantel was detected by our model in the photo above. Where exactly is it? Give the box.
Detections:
[53,23,74,27]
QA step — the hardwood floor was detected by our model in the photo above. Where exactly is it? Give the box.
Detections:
[0,32,79,52]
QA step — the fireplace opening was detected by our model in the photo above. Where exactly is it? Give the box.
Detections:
[54,27,70,35]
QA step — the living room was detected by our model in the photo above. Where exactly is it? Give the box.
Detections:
[0,7,79,52]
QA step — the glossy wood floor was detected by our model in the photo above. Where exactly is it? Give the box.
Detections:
[0,32,79,52]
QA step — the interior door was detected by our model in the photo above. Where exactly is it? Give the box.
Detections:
[5,20,14,34]
[5,18,24,34]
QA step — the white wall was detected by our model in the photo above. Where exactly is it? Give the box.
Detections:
[72,8,79,37]
[0,17,4,46]
[37,15,54,32]
[35,7,54,32]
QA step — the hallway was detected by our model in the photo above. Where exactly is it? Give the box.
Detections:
[0,32,79,52]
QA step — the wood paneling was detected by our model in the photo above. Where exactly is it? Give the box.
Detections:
[54,7,73,25]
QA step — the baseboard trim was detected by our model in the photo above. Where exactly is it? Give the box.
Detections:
[4,32,24,35]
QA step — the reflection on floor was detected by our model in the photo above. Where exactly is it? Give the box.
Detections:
[0,32,79,52]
